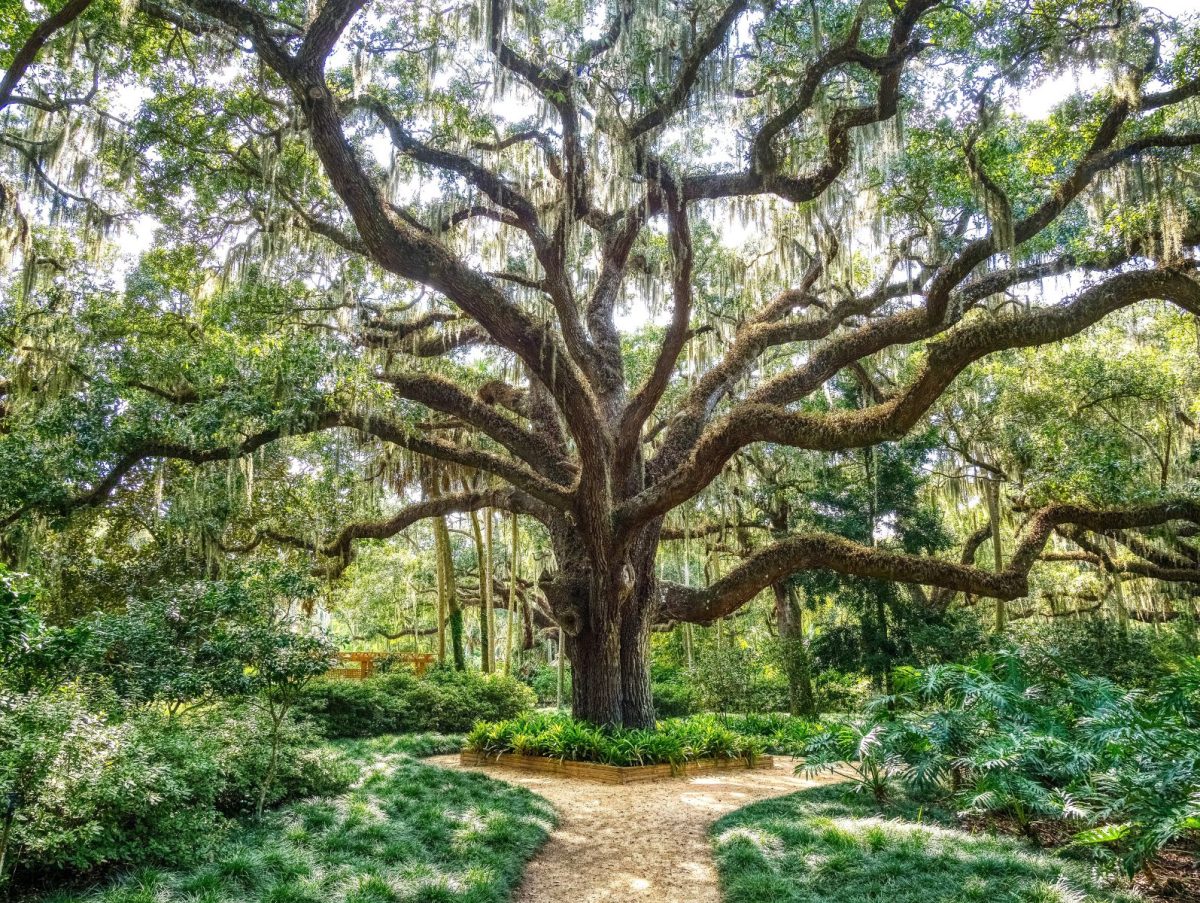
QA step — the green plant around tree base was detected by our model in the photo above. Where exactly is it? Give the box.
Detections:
[465,713,775,767]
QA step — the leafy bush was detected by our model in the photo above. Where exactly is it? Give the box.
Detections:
[408,667,537,731]
[651,663,699,717]
[812,668,872,713]
[1072,660,1200,879]
[295,667,535,737]
[192,705,355,815]
[0,686,223,877]
[1004,619,1171,688]
[81,584,248,714]
[0,689,352,884]
[527,663,569,706]
[465,713,765,767]
[801,718,913,802]
[692,644,790,714]
[291,675,405,736]
[0,567,85,692]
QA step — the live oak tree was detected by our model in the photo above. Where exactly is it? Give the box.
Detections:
[3,0,1200,727]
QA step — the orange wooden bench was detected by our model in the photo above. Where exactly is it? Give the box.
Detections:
[327,651,438,679]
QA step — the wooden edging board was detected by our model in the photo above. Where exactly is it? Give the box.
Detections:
[459,750,775,784]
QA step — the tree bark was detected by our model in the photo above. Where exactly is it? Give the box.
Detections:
[984,477,1006,632]
[504,511,519,676]
[432,513,465,669]
[773,582,815,717]
[567,604,623,726]
[470,509,493,672]
[619,597,655,727]
[547,521,662,728]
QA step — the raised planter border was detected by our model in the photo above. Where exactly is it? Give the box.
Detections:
[460,749,775,784]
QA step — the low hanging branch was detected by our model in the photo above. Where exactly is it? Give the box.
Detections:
[659,499,1200,624]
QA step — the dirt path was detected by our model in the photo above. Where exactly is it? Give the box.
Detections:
[428,754,838,903]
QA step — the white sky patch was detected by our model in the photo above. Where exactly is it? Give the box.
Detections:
[1014,69,1108,121]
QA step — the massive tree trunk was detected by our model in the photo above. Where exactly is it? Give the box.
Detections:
[549,518,661,728]
[565,595,655,727]
[567,612,623,726]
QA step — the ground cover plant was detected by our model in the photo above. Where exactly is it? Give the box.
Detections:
[798,655,1200,893]
[465,713,767,767]
[712,784,1143,903]
[33,734,554,903]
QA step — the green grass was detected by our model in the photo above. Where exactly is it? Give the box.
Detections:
[712,785,1143,903]
[37,734,554,903]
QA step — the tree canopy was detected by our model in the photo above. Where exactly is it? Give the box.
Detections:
[1,0,1199,726]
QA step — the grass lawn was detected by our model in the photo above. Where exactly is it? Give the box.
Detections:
[38,734,555,903]
[712,784,1143,903]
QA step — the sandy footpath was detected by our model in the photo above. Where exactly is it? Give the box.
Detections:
[428,753,838,903]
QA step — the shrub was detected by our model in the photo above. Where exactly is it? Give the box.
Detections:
[527,663,570,706]
[812,668,872,713]
[692,644,790,714]
[292,675,404,736]
[0,567,85,692]
[81,582,248,715]
[192,705,354,815]
[1073,659,1200,879]
[0,690,352,885]
[651,663,699,717]
[1004,619,1170,688]
[800,719,911,802]
[408,667,537,732]
[0,687,223,880]
[295,667,535,737]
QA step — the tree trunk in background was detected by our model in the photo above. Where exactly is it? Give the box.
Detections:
[1105,536,1130,631]
[486,511,496,670]
[773,582,815,717]
[863,444,893,696]
[504,512,518,676]
[433,513,465,669]
[521,589,534,652]
[470,509,493,672]
[984,478,1006,633]
[436,547,446,665]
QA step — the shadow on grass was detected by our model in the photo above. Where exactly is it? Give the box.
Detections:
[41,734,555,903]
[711,784,1142,903]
